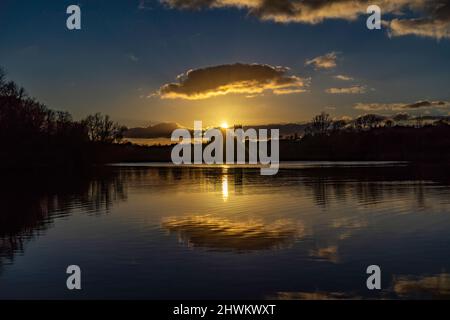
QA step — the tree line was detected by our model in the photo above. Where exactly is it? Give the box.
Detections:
[0,68,127,168]
[303,111,449,137]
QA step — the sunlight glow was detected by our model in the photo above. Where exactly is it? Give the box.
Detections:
[222,175,229,201]
[221,122,229,129]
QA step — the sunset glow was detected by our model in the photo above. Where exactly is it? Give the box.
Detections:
[1,0,450,303]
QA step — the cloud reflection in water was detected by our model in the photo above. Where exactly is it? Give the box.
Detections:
[162,215,304,252]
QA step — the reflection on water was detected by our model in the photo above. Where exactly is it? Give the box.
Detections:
[0,169,127,263]
[1,163,450,299]
[272,273,450,300]
[162,215,302,251]
[393,273,450,299]
[222,173,229,201]
[272,291,362,300]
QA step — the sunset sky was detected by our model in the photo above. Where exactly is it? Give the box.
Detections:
[1,0,449,127]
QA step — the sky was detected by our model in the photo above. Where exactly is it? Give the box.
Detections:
[1,0,450,128]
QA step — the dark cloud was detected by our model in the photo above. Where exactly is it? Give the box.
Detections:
[154,63,308,100]
[160,0,215,10]
[124,122,182,138]
[405,100,447,108]
[354,100,449,111]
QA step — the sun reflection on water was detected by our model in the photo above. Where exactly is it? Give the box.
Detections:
[222,175,229,201]
[221,168,229,201]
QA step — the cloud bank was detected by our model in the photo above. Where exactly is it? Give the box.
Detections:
[155,63,308,100]
[354,100,450,111]
[160,0,450,40]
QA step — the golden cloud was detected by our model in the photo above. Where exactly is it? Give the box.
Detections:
[155,63,308,100]
[305,52,338,69]
[389,17,450,39]
[160,0,450,40]
[334,74,354,81]
[326,85,367,94]
[162,214,304,251]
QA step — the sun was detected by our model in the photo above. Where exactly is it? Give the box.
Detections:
[220,122,229,129]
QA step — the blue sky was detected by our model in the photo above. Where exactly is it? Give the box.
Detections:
[1,0,449,127]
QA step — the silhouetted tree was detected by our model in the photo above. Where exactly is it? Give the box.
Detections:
[82,113,127,143]
[0,68,127,167]
[384,119,394,128]
[331,119,348,131]
[393,113,409,122]
[415,116,424,128]
[306,112,332,136]
[355,114,385,130]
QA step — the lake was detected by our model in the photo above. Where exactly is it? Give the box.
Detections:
[1,162,450,299]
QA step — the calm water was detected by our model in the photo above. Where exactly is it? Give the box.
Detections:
[1,162,450,299]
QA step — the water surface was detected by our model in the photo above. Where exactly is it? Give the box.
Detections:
[1,162,450,299]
